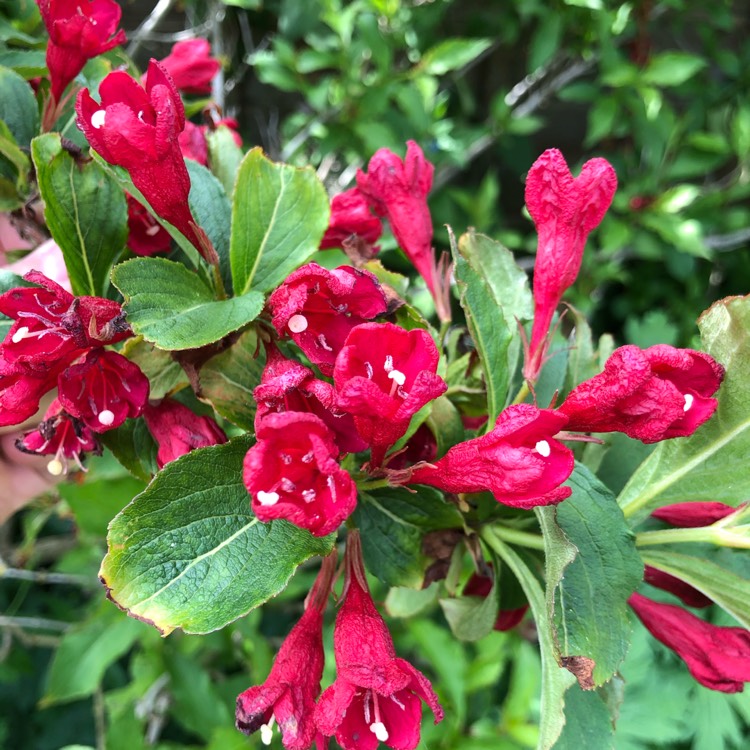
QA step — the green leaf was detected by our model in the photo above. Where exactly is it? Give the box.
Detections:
[0,270,33,337]
[199,327,266,430]
[120,337,188,401]
[0,48,46,78]
[101,418,158,483]
[440,584,499,642]
[230,147,330,294]
[0,65,38,146]
[206,125,244,198]
[31,133,127,297]
[419,38,493,75]
[640,549,750,629]
[111,257,264,350]
[354,486,463,588]
[453,230,532,424]
[643,52,706,87]
[427,395,464,458]
[42,601,142,706]
[100,436,334,635]
[537,464,643,688]
[553,684,615,750]
[618,296,750,523]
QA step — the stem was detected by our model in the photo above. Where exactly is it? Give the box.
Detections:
[511,380,531,406]
[0,615,71,631]
[490,525,546,550]
[357,478,390,493]
[635,527,717,547]
[0,567,93,587]
[94,685,107,750]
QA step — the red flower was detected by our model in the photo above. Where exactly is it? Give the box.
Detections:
[629,592,750,692]
[76,61,206,256]
[16,398,100,475]
[57,349,149,431]
[320,188,383,253]
[357,142,445,315]
[236,552,336,750]
[144,398,227,469]
[463,572,529,631]
[643,566,711,609]
[0,271,129,373]
[268,263,388,375]
[37,0,126,102]
[158,38,221,96]
[243,412,357,536]
[651,501,736,528]
[558,345,724,443]
[333,322,447,468]
[523,149,617,382]
[315,532,443,749]
[126,195,172,257]
[408,404,573,509]
[254,344,366,454]
[0,359,61,428]
[178,120,209,165]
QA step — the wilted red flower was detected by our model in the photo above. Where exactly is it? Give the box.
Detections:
[408,404,573,509]
[144,398,227,469]
[37,0,126,102]
[158,38,221,95]
[0,270,128,373]
[523,149,617,382]
[651,501,737,528]
[236,552,336,750]
[76,61,207,256]
[463,572,529,631]
[268,263,388,375]
[315,532,443,749]
[334,322,447,467]
[320,188,383,252]
[629,592,750,692]
[254,344,366,454]
[57,349,149,432]
[558,344,724,443]
[643,566,712,609]
[126,195,172,257]
[16,398,100,475]
[243,411,357,536]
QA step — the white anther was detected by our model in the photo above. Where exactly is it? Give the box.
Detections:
[256,490,280,506]
[370,722,389,742]
[145,224,160,236]
[11,325,29,343]
[384,354,394,372]
[137,110,145,122]
[302,488,316,503]
[317,333,333,351]
[91,109,106,129]
[365,361,374,379]
[288,314,308,333]
[260,723,274,745]
[534,440,551,458]
[683,393,694,412]
[47,459,64,476]
[280,477,296,492]
[301,451,313,464]
[98,409,115,426]
[387,369,406,386]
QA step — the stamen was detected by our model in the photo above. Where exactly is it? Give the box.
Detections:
[317,333,333,352]
[288,314,308,333]
[384,354,394,372]
[256,491,280,506]
[683,393,694,412]
[11,326,29,343]
[301,451,314,463]
[365,361,374,379]
[369,722,389,742]
[534,440,551,457]
[327,475,337,503]
[98,409,115,426]
[145,224,160,236]
[281,453,292,464]
[280,477,296,492]
[363,690,372,724]
[302,488,316,503]
[91,109,106,129]
[260,715,275,745]
[47,459,64,476]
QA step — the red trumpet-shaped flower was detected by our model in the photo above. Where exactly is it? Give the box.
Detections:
[37,0,126,102]
[268,263,387,375]
[143,399,227,469]
[629,592,750,693]
[76,61,208,257]
[320,188,383,255]
[158,39,221,96]
[236,552,336,750]
[126,195,172,256]
[408,404,573,509]
[558,344,724,443]
[651,501,736,528]
[523,149,617,382]
[243,412,357,536]
[643,566,712,609]
[254,344,366,454]
[57,349,149,432]
[315,532,443,749]
[16,398,100,475]
[334,323,447,468]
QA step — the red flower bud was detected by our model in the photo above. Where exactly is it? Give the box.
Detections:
[126,195,172,257]
[268,263,388,375]
[463,572,529,631]
[243,412,357,536]
[57,349,149,432]
[409,404,573,509]
[559,344,724,443]
[144,398,227,469]
[643,566,712,609]
[333,322,447,467]
[629,592,750,692]
[158,38,221,96]
[37,0,126,102]
[651,501,737,528]
[524,149,617,381]
[320,188,383,251]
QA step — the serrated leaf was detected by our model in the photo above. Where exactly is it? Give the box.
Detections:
[230,147,330,294]
[111,257,264,350]
[100,436,334,635]
[0,65,38,146]
[31,133,127,297]
[618,295,750,523]
[538,464,643,688]
[419,38,493,75]
[0,48,47,78]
